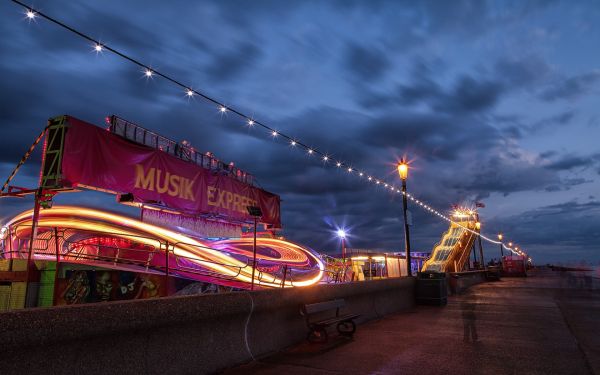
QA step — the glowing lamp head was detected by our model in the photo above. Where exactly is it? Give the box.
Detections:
[186,89,194,97]
[247,119,254,126]
[26,9,36,19]
[144,69,153,77]
[94,44,103,52]
[397,160,408,180]
[323,156,328,161]
[475,222,481,230]
[336,229,347,239]
[219,106,227,113]
[498,233,503,241]
[508,242,513,247]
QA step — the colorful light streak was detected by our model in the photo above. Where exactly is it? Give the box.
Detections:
[2,206,324,288]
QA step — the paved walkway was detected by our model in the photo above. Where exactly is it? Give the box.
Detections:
[225,269,599,374]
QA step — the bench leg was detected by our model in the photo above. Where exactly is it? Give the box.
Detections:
[307,327,328,343]
[336,320,356,337]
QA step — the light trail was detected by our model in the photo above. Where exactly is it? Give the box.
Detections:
[2,206,325,288]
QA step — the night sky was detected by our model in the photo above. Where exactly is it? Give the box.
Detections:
[1,1,599,264]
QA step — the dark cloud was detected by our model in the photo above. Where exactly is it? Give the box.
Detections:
[448,154,558,198]
[491,200,600,262]
[441,76,503,113]
[540,71,600,101]
[344,43,391,81]
[528,110,575,133]
[359,111,500,161]
[494,56,552,88]
[545,154,598,171]
[544,178,593,192]
[364,68,504,114]
[205,42,262,82]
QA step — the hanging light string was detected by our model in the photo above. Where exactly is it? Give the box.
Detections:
[10,1,528,258]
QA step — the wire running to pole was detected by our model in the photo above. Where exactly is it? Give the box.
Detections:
[8,0,528,258]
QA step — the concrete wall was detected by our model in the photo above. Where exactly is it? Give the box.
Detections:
[448,271,487,294]
[0,277,415,375]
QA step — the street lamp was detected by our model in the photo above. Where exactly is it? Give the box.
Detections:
[475,220,484,269]
[498,233,504,257]
[337,229,347,261]
[246,205,263,291]
[397,159,411,276]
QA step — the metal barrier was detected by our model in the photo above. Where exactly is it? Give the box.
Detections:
[109,115,256,186]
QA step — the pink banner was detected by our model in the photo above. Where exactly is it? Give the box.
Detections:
[59,116,281,227]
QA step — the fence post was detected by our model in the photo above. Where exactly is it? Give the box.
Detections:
[53,227,60,305]
[281,265,288,288]
[7,226,13,271]
[164,241,170,297]
[24,189,42,308]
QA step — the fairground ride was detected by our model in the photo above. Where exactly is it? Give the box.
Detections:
[0,114,325,298]
[421,209,481,273]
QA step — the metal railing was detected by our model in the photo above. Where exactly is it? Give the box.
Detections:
[108,115,256,186]
[0,224,332,292]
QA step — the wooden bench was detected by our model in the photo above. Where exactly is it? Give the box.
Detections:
[300,299,360,343]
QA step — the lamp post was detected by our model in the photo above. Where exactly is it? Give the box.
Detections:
[337,229,347,261]
[397,159,411,276]
[475,220,485,269]
[498,233,504,257]
[246,206,263,291]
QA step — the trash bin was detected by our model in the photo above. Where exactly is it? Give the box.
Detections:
[416,272,447,306]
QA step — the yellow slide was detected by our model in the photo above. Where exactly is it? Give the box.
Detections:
[422,218,478,273]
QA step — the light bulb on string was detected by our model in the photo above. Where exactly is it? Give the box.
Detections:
[185,89,194,97]
[144,69,154,78]
[336,162,341,167]
[322,155,329,162]
[94,43,103,53]
[247,119,255,126]
[25,9,36,20]
[271,130,278,137]
[290,140,297,146]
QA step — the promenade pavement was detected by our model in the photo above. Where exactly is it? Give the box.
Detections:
[225,269,599,375]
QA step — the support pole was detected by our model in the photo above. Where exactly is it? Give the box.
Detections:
[401,179,412,276]
[281,265,288,288]
[251,217,258,290]
[478,235,485,270]
[24,188,42,307]
[52,227,60,306]
[164,241,170,296]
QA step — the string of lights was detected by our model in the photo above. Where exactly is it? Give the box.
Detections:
[10,1,528,258]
